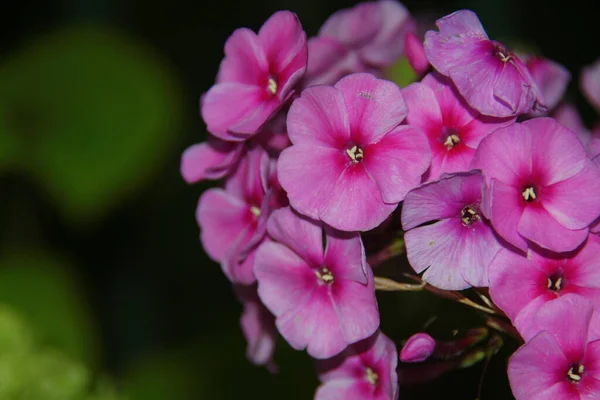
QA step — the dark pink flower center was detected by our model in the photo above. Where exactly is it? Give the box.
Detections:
[566,363,585,383]
[547,271,564,293]
[346,145,365,163]
[493,44,513,63]
[315,267,334,285]
[460,204,480,226]
[365,366,379,386]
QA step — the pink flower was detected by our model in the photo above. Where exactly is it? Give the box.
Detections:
[399,333,435,363]
[315,331,398,400]
[235,285,278,372]
[525,56,570,115]
[424,10,543,118]
[403,73,513,181]
[553,104,600,159]
[304,1,415,87]
[401,171,502,290]
[279,73,431,232]
[489,234,600,335]
[508,294,600,399]
[201,11,307,141]
[581,58,600,113]
[471,118,600,252]
[254,207,379,359]
[404,31,429,76]
[196,146,283,284]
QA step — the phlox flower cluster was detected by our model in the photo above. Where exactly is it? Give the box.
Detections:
[181,3,600,399]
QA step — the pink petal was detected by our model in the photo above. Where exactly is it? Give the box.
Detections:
[401,171,483,230]
[492,57,538,115]
[217,28,268,84]
[422,73,475,129]
[424,10,488,77]
[527,56,571,112]
[518,204,588,252]
[255,241,315,317]
[521,294,593,360]
[324,227,368,284]
[525,118,587,186]
[364,125,431,204]
[258,11,307,93]
[488,248,549,322]
[303,37,349,87]
[319,2,380,48]
[404,219,470,290]
[404,31,429,75]
[201,83,274,140]
[333,270,379,344]
[315,380,365,400]
[286,85,350,147]
[570,235,600,289]
[508,331,571,400]
[541,161,600,230]
[180,139,243,183]
[196,189,252,263]
[335,73,407,144]
[319,164,397,232]
[277,145,346,220]
[276,289,346,359]
[485,178,528,251]
[581,59,600,113]
[403,81,443,134]
[471,123,532,188]
[265,207,324,267]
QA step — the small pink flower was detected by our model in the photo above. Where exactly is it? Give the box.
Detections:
[403,72,513,181]
[201,11,307,141]
[508,294,600,399]
[526,56,570,115]
[424,10,543,118]
[196,147,282,284]
[235,285,278,372]
[404,31,429,76]
[399,333,435,363]
[581,58,600,113]
[471,118,600,252]
[315,331,398,400]
[401,171,502,289]
[279,73,431,232]
[254,207,379,359]
[304,1,415,87]
[489,234,600,334]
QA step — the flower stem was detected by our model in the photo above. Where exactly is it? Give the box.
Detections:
[367,237,405,267]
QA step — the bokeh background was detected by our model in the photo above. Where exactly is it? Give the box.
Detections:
[0,0,596,399]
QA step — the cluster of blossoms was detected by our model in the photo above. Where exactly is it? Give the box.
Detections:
[182,2,600,399]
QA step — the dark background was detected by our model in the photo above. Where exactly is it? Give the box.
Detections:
[0,0,596,399]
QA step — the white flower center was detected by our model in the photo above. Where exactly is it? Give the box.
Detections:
[567,364,584,383]
[365,367,379,386]
[522,187,537,202]
[444,133,460,149]
[267,78,277,96]
[315,267,334,285]
[250,206,261,217]
[460,205,480,226]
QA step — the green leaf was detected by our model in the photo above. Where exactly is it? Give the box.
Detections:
[0,250,98,365]
[384,56,418,89]
[0,26,182,224]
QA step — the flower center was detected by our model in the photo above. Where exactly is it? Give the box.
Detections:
[567,364,584,383]
[315,267,334,285]
[443,133,460,150]
[547,272,563,293]
[267,77,277,96]
[494,45,513,63]
[365,367,379,386]
[346,145,364,163]
[250,205,261,218]
[460,205,480,226]
[522,186,537,202]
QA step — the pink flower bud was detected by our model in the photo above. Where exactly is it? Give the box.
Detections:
[399,332,435,363]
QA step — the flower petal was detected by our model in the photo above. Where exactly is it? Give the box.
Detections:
[218,28,268,84]
[335,73,407,144]
[364,125,431,204]
[180,139,242,183]
[485,178,528,251]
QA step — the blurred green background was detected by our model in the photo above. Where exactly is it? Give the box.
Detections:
[0,0,596,399]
